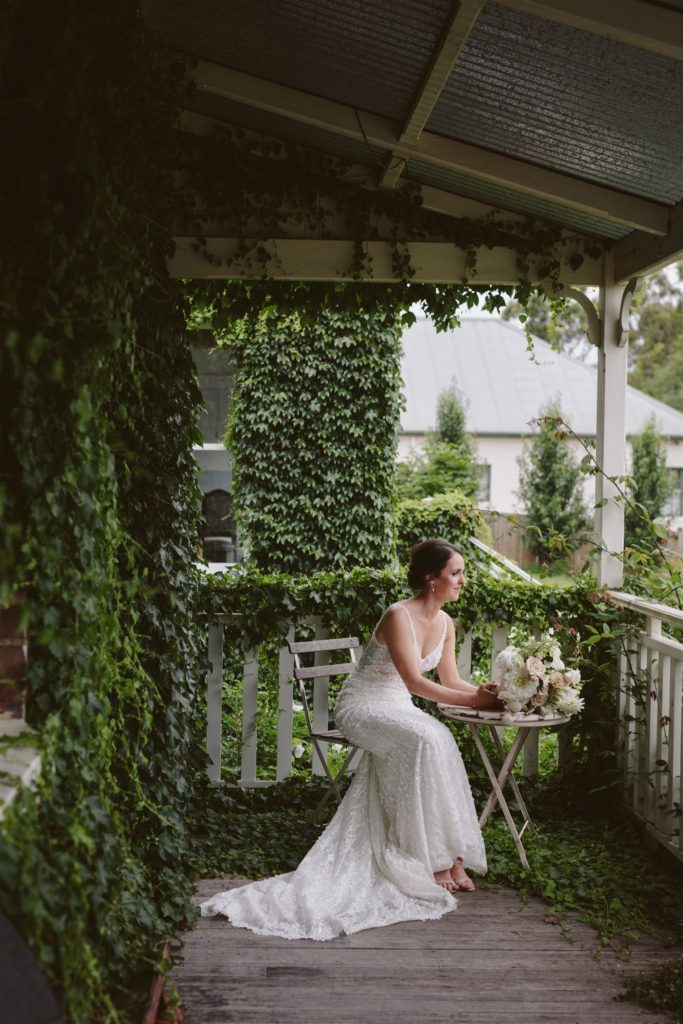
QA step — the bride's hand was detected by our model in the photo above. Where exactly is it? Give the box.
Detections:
[473,685,504,710]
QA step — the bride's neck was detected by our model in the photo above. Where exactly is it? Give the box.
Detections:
[411,593,442,620]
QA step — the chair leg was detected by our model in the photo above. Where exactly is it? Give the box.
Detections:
[313,744,359,817]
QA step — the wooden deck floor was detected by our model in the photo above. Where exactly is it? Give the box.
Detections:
[172,878,680,1023]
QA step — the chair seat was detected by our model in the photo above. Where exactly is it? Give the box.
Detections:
[309,728,350,743]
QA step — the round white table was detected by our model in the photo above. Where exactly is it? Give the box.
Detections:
[438,706,569,869]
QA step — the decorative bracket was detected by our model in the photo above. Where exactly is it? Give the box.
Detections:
[556,285,600,347]
[617,277,638,347]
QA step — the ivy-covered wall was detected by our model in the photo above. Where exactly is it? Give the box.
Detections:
[223,307,405,573]
[0,4,205,1021]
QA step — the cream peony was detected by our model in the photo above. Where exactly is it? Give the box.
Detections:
[554,687,585,716]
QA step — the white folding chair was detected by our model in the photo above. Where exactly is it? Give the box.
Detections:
[287,635,361,814]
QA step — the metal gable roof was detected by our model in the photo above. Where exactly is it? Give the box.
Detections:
[400,315,683,439]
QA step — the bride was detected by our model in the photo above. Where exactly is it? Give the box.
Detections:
[200,538,502,940]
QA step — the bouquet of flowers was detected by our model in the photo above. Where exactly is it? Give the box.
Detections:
[493,626,584,722]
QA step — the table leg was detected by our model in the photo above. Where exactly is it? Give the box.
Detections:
[469,726,531,870]
[477,727,527,827]
[488,727,534,831]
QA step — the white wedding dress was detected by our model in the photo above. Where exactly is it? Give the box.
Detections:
[200,606,487,940]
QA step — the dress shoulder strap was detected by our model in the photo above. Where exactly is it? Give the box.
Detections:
[398,603,420,651]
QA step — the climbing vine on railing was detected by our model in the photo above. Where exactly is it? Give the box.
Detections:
[0,4,205,1022]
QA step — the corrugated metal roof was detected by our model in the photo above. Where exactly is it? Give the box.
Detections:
[428,3,683,205]
[187,92,386,169]
[405,158,629,239]
[144,0,451,121]
[401,315,683,438]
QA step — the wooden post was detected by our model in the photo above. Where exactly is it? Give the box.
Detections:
[595,251,635,588]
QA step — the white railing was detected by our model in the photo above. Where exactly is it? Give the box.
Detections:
[205,614,565,787]
[609,590,683,863]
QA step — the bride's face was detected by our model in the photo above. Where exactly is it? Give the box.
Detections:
[433,552,466,602]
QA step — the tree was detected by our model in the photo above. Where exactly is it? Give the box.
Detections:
[501,289,593,359]
[627,262,683,412]
[625,417,672,550]
[517,401,589,562]
[396,381,481,500]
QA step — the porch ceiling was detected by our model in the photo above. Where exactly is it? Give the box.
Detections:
[143,0,683,285]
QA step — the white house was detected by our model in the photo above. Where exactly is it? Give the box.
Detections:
[399,314,683,517]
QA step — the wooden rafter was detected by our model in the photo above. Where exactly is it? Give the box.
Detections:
[187,61,670,236]
[180,109,527,226]
[615,199,683,281]
[496,0,683,61]
[378,0,483,189]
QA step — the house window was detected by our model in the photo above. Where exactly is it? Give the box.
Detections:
[665,468,683,517]
[476,464,491,503]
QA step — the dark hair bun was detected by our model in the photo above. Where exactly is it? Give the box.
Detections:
[407,538,462,591]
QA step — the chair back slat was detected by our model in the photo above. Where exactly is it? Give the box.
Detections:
[288,637,360,654]
[293,661,356,680]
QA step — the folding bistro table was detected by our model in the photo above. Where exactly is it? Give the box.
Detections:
[438,707,569,869]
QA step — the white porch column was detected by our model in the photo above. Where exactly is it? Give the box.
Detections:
[594,251,632,587]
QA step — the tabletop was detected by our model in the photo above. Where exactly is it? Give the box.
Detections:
[437,706,570,728]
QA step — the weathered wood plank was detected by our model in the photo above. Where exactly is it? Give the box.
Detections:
[172,881,680,1023]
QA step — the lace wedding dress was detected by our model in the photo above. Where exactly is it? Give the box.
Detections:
[200,606,487,940]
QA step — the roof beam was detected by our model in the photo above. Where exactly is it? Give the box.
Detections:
[169,237,602,284]
[188,61,670,235]
[379,0,483,188]
[615,199,683,281]
[180,109,527,225]
[495,0,683,61]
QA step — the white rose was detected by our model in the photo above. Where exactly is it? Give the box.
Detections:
[293,743,305,758]
[564,669,581,687]
[550,647,565,670]
[525,656,546,679]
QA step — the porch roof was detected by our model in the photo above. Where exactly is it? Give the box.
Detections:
[143,0,683,285]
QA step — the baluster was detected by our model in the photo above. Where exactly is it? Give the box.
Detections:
[206,620,224,784]
[456,627,472,678]
[277,625,295,781]
[523,730,539,779]
[674,660,683,855]
[240,648,259,786]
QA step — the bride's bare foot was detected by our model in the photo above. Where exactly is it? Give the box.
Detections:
[450,858,475,891]
[434,868,458,893]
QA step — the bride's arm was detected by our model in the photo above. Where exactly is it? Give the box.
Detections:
[380,607,481,708]
[437,618,501,709]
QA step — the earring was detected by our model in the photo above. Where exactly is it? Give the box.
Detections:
[430,581,436,593]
